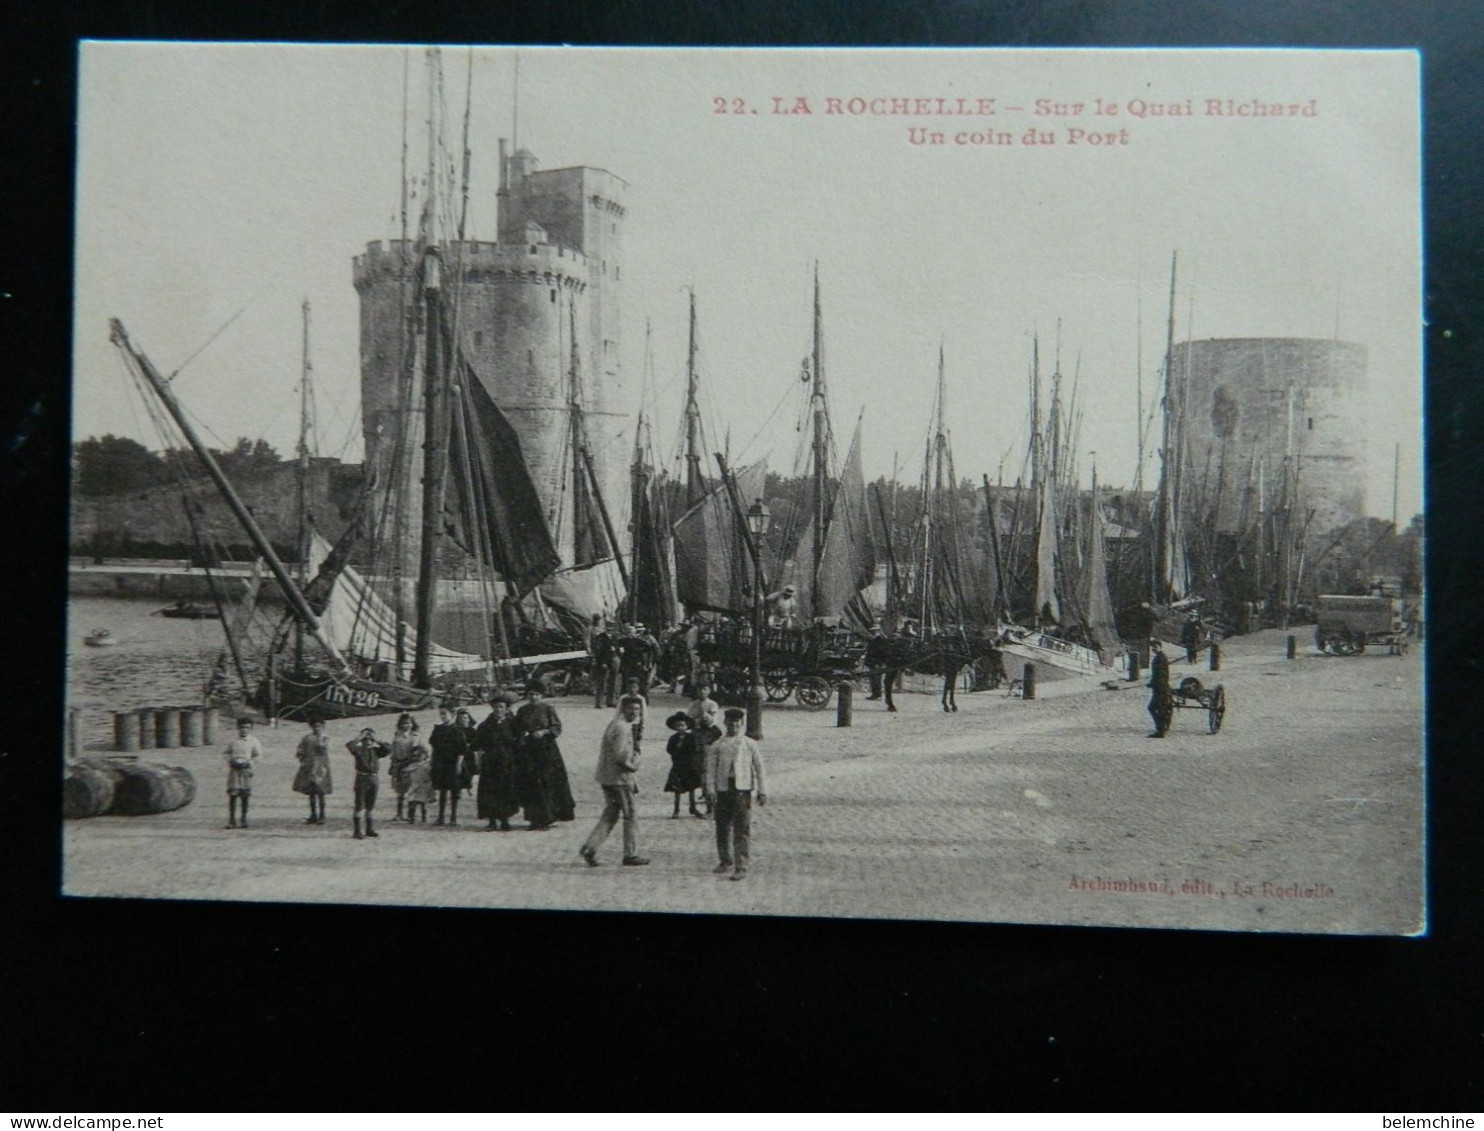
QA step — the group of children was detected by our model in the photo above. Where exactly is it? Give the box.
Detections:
[220,705,484,838]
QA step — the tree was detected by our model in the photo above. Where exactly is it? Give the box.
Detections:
[212,437,284,479]
[72,434,167,495]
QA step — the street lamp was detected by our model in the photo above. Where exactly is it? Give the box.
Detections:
[745,497,772,740]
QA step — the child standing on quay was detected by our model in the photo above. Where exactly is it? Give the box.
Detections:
[223,716,263,829]
[388,713,422,823]
[292,716,333,824]
[346,726,390,839]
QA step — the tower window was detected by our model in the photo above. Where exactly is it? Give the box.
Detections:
[473,331,483,349]
[550,289,556,303]
[615,266,620,280]
[1307,417,1314,430]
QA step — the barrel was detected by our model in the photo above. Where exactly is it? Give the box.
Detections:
[201,707,218,745]
[63,763,116,819]
[111,710,140,752]
[180,707,204,747]
[111,762,197,816]
[137,708,157,750]
[154,707,181,749]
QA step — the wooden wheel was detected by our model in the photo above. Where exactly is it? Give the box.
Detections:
[795,676,832,710]
[1208,685,1227,734]
[764,669,794,702]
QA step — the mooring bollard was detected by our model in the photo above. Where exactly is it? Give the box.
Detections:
[114,710,141,752]
[138,707,157,750]
[202,706,218,745]
[1286,634,1297,660]
[155,706,181,749]
[1209,642,1221,672]
[1127,650,1141,682]
[180,706,204,747]
[1022,662,1037,701]
[836,681,853,727]
[67,707,82,762]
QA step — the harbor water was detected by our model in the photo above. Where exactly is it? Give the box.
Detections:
[67,595,232,748]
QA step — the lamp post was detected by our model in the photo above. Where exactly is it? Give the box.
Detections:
[745,497,772,741]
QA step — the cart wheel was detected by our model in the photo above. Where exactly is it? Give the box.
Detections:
[1208,685,1226,734]
[763,669,794,702]
[794,676,832,710]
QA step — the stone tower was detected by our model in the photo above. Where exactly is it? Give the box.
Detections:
[353,143,629,582]
[1170,337,1368,538]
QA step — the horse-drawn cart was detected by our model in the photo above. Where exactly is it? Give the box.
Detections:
[698,622,866,710]
[1314,594,1413,656]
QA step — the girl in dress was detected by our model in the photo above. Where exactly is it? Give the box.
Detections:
[662,711,705,819]
[404,741,433,824]
[291,716,333,824]
[453,707,479,797]
[388,713,422,823]
[429,704,469,826]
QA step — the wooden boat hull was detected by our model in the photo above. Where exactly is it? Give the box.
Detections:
[999,628,1125,678]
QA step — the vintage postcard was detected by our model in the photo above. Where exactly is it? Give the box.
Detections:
[67,43,1422,933]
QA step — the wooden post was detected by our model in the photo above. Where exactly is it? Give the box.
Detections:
[1286,634,1297,660]
[1208,642,1221,672]
[67,707,82,762]
[836,681,853,727]
[1022,663,1037,701]
[1127,649,1141,683]
[267,654,279,725]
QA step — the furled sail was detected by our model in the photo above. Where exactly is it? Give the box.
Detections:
[673,460,766,615]
[1079,493,1121,663]
[1034,472,1061,623]
[629,473,677,630]
[813,418,876,623]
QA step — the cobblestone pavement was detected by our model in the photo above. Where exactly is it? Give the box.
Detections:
[63,630,1423,933]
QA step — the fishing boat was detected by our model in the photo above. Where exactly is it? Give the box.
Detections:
[83,628,118,647]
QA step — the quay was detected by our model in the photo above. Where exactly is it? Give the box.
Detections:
[62,629,1423,934]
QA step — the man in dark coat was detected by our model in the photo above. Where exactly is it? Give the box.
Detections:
[864,625,897,712]
[591,623,621,709]
[1180,612,1203,664]
[1147,638,1173,737]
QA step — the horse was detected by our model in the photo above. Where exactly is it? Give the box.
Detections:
[882,629,1006,712]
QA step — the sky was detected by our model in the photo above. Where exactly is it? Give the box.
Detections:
[74,44,1422,521]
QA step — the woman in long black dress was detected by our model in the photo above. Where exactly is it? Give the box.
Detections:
[474,692,521,831]
[513,679,575,831]
[428,705,469,826]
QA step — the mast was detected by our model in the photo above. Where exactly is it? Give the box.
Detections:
[569,298,629,590]
[109,319,348,671]
[683,289,705,506]
[811,262,828,603]
[294,298,314,672]
[412,247,449,688]
[1154,251,1179,602]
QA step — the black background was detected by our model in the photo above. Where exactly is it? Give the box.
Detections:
[4,1,1481,1111]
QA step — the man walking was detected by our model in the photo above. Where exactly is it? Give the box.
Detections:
[864,625,897,712]
[705,707,768,881]
[579,695,650,867]
[1147,638,1173,738]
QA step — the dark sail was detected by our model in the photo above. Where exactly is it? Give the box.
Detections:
[674,460,766,615]
[630,472,676,629]
[447,355,562,595]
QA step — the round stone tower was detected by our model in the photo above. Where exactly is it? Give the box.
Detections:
[1170,337,1368,538]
